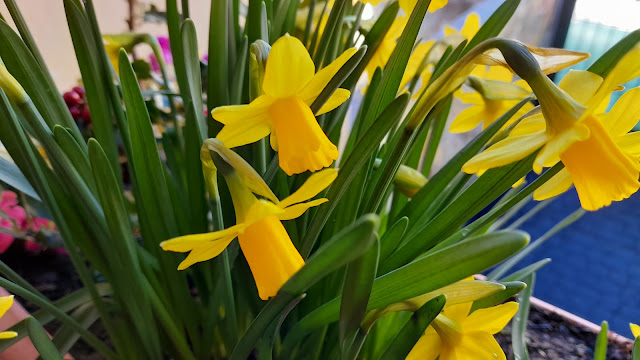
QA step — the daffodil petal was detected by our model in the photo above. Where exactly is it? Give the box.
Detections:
[477,45,589,75]
[0,331,17,339]
[455,332,507,360]
[602,87,640,136]
[560,116,640,211]
[279,199,329,221]
[631,323,640,338]
[216,113,272,148]
[239,216,305,300]
[510,113,545,136]
[177,236,237,270]
[406,327,442,360]
[160,225,245,252]
[449,105,485,133]
[533,168,573,201]
[263,34,315,98]
[486,66,513,83]
[280,168,338,208]
[210,95,273,124]
[299,48,358,105]
[464,301,519,334]
[462,131,547,174]
[0,296,13,318]
[616,132,640,156]
[316,88,351,115]
[442,302,473,324]
[588,43,640,112]
[534,123,590,173]
[460,13,480,40]
[557,70,603,105]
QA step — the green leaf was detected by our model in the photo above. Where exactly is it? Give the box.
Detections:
[301,93,409,257]
[633,336,640,360]
[118,49,179,244]
[51,303,100,356]
[181,19,208,140]
[340,237,380,355]
[500,258,551,282]
[378,295,446,360]
[231,214,380,360]
[166,0,189,99]
[0,157,39,200]
[588,29,640,77]
[594,321,608,360]
[26,317,63,360]
[88,138,163,358]
[63,0,121,183]
[52,125,96,195]
[512,273,534,360]
[207,0,230,118]
[379,216,408,262]
[462,0,521,56]
[470,281,526,312]
[0,20,83,143]
[282,230,529,347]
[312,0,347,68]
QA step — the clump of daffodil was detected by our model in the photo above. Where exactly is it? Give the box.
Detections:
[161,139,337,300]
[0,296,18,339]
[212,34,356,175]
[450,65,533,133]
[407,300,518,360]
[632,323,639,338]
[464,44,640,210]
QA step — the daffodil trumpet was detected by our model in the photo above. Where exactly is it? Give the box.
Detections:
[161,139,337,299]
[212,34,357,175]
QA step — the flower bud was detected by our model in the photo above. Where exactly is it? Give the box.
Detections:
[0,64,27,104]
[249,40,271,100]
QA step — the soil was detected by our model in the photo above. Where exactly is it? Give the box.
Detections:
[496,305,634,360]
[1,245,635,359]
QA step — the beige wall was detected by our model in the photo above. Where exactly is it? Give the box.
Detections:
[0,1,211,90]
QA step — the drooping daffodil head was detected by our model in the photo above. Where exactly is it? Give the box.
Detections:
[162,139,338,299]
[212,34,357,175]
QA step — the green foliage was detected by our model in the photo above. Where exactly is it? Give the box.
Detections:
[0,0,636,359]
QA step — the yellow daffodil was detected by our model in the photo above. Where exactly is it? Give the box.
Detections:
[463,45,640,211]
[365,16,407,80]
[0,296,18,339]
[212,34,356,175]
[631,323,640,338]
[534,84,640,201]
[407,301,518,360]
[161,140,337,299]
[450,66,533,133]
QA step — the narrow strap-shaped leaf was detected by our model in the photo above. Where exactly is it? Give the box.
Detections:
[0,20,83,143]
[340,237,380,356]
[594,321,608,360]
[166,0,189,98]
[588,29,640,77]
[52,125,96,195]
[378,295,446,360]
[500,258,550,282]
[470,281,526,312]
[0,157,39,200]
[26,317,63,360]
[63,0,121,183]
[512,273,534,360]
[51,303,100,357]
[379,216,408,261]
[208,0,230,119]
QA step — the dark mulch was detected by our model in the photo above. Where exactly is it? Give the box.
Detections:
[497,304,634,359]
[2,246,635,359]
